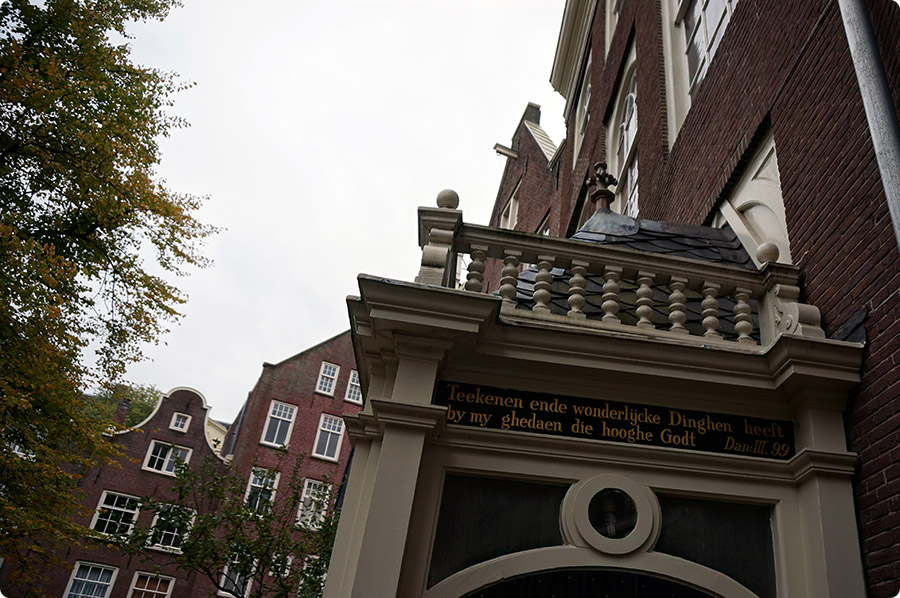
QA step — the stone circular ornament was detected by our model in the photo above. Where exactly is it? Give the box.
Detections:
[436,189,460,209]
[566,474,659,555]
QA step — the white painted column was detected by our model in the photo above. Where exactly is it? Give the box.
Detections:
[346,401,445,598]
[798,473,867,597]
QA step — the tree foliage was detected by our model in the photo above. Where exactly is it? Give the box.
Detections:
[0,0,213,580]
[83,382,162,427]
[121,452,337,598]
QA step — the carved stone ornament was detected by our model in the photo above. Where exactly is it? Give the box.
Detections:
[585,162,618,211]
[770,284,825,338]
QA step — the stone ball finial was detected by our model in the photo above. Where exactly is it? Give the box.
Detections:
[756,242,780,264]
[436,189,459,209]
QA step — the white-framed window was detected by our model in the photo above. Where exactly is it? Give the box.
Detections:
[312,414,344,461]
[537,212,551,236]
[344,370,362,405]
[608,45,639,218]
[260,400,296,447]
[315,362,340,396]
[679,0,739,95]
[219,559,253,598]
[126,572,174,598]
[149,505,192,553]
[142,441,191,476]
[91,491,139,536]
[64,562,118,598]
[499,188,519,230]
[268,555,293,579]
[245,468,279,513]
[169,412,191,433]
[573,52,592,162]
[297,479,331,529]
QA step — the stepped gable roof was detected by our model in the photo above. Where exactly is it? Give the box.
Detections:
[523,120,558,162]
[571,208,754,269]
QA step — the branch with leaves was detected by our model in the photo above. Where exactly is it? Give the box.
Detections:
[0,0,215,583]
[118,452,337,598]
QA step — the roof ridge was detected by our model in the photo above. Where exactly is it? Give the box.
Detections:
[523,120,558,163]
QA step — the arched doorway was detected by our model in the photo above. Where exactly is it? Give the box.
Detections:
[464,569,713,598]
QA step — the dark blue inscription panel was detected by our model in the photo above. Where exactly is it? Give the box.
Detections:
[433,381,795,460]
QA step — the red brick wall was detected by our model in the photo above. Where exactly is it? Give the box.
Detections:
[1,330,362,598]
[229,331,361,511]
[0,388,226,597]
[485,106,561,291]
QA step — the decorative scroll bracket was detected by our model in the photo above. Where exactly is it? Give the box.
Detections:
[416,190,463,286]
[767,283,826,340]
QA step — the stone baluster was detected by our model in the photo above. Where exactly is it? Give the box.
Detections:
[464,246,487,293]
[667,276,689,334]
[498,251,521,308]
[601,265,623,324]
[532,257,554,313]
[701,281,723,339]
[567,260,589,319]
[733,287,754,344]
[635,272,656,329]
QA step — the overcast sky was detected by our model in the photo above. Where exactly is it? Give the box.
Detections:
[123,0,566,423]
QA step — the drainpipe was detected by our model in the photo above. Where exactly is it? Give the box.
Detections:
[838,0,900,249]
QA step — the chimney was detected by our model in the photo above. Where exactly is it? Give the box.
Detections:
[113,399,130,425]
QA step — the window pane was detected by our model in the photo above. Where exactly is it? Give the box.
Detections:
[683,0,702,37]
[325,433,339,458]
[147,443,169,470]
[705,0,727,42]
[315,431,332,457]
[68,564,115,598]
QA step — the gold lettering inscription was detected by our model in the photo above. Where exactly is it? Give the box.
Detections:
[668,410,732,434]
[660,428,696,447]
[447,384,524,409]
[743,419,784,438]
[500,410,562,433]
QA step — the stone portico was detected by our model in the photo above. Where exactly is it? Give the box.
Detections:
[324,193,866,598]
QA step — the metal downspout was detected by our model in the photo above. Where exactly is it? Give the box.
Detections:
[838,0,900,249]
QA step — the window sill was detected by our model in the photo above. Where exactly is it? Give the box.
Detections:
[258,441,289,450]
[310,454,339,464]
[140,466,178,477]
[149,545,182,555]
[314,390,336,398]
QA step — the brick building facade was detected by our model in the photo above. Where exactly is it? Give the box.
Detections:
[485,1,900,595]
[327,1,899,597]
[1,331,360,597]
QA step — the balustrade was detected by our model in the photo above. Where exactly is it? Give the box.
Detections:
[417,195,825,348]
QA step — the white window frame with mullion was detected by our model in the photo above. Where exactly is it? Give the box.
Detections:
[90,490,140,536]
[678,0,739,95]
[608,44,639,219]
[311,413,344,462]
[499,182,520,230]
[126,571,175,598]
[572,51,592,165]
[260,400,297,447]
[245,468,279,514]
[169,412,191,433]
[218,559,254,598]
[315,362,340,396]
[297,478,331,529]
[148,505,193,553]
[64,562,118,598]
[142,440,192,476]
[343,370,362,405]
